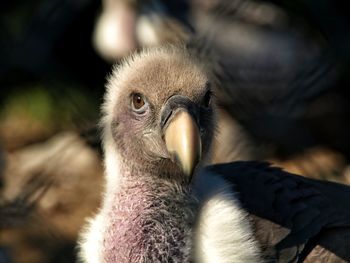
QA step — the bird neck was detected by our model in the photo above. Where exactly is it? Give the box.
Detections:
[101,160,197,263]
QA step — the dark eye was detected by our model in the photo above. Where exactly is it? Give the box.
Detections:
[131,93,148,113]
[203,90,212,107]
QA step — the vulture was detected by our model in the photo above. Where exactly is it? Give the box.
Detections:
[78,46,350,262]
[92,0,350,180]
[186,1,350,164]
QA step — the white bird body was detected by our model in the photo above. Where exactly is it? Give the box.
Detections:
[79,46,350,263]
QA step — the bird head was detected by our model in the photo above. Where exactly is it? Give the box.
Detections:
[102,46,215,180]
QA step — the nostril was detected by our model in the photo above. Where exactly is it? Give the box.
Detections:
[161,94,201,131]
[160,108,173,129]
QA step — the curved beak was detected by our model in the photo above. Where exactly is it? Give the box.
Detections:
[164,110,202,177]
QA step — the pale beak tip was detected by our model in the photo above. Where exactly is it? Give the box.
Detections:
[164,110,202,177]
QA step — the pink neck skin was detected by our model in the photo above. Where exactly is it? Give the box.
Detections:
[102,169,197,263]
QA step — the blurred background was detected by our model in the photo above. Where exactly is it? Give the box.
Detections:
[0,0,350,262]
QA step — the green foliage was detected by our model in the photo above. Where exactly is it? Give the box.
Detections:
[1,85,99,129]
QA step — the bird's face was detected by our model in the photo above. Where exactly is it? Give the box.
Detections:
[104,48,215,178]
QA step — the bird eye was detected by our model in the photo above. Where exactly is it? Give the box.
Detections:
[203,90,212,107]
[131,93,148,113]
